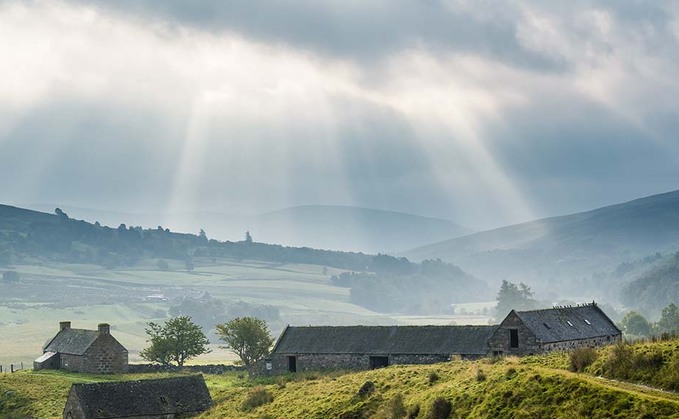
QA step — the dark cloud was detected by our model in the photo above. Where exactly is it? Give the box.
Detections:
[65,0,564,71]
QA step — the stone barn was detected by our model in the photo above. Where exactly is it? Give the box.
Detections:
[34,321,128,374]
[487,303,622,356]
[256,325,498,376]
[62,375,212,419]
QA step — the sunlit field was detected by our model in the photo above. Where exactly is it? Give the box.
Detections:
[0,258,492,367]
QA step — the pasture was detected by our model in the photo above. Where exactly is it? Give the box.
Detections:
[0,258,492,367]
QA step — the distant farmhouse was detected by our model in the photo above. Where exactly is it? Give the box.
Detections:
[488,303,622,356]
[62,375,212,419]
[34,321,128,374]
[255,302,621,376]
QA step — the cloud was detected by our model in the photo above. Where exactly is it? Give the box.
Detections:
[1,0,678,230]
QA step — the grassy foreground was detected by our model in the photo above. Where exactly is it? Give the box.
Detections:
[2,342,679,418]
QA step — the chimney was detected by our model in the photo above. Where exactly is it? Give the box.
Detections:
[59,321,71,331]
[98,323,110,335]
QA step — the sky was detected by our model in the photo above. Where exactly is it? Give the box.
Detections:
[1,0,679,230]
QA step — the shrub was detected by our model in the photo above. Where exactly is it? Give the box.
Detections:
[428,371,440,384]
[241,387,273,411]
[428,397,452,419]
[376,393,407,419]
[569,347,598,372]
[356,380,375,398]
[407,404,421,419]
[476,368,487,382]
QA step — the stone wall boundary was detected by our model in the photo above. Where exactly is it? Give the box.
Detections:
[128,363,245,374]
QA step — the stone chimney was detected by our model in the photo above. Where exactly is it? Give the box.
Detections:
[60,321,71,331]
[98,323,110,335]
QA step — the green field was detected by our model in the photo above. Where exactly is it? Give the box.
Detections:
[0,258,492,367]
[2,340,679,418]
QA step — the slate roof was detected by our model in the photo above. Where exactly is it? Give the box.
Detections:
[66,375,212,418]
[44,329,100,355]
[272,325,499,355]
[514,304,621,343]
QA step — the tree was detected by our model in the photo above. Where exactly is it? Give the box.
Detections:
[140,316,210,367]
[620,311,652,337]
[216,317,273,366]
[245,231,253,243]
[655,303,679,334]
[495,280,537,320]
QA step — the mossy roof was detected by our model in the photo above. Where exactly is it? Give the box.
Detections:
[67,375,212,418]
[272,325,499,355]
[44,328,101,355]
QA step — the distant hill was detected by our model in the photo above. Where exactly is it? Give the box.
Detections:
[620,252,679,317]
[23,204,471,254]
[404,189,679,295]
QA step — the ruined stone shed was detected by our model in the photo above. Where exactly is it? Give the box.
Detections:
[488,303,622,356]
[260,324,499,375]
[34,321,128,374]
[62,375,212,419]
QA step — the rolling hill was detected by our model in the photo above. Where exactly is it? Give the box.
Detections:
[23,204,471,254]
[405,189,679,295]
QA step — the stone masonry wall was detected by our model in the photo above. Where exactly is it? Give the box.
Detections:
[487,311,540,356]
[82,335,128,374]
[60,354,85,373]
[542,334,621,352]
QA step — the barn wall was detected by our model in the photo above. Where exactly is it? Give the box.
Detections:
[542,334,621,352]
[487,311,540,356]
[60,354,85,373]
[251,353,456,376]
[82,335,129,374]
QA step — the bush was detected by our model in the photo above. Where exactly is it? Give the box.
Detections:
[241,387,273,411]
[569,347,598,372]
[407,404,420,419]
[428,397,452,419]
[356,380,375,398]
[476,368,487,382]
[428,371,440,384]
[376,393,407,419]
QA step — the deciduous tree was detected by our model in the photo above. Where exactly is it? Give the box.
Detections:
[140,316,210,367]
[216,317,273,366]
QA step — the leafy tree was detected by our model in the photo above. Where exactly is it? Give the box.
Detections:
[140,316,210,367]
[216,317,273,366]
[655,303,679,334]
[620,311,652,337]
[245,231,253,243]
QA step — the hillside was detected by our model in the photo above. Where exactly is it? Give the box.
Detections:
[24,204,471,254]
[404,189,679,295]
[621,252,679,317]
[2,339,679,418]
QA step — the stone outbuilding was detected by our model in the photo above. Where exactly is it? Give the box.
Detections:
[487,302,622,356]
[62,375,212,419]
[34,321,128,374]
[255,325,498,376]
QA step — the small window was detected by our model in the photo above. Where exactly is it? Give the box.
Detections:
[566,320,573,327]
[584,319,591,325]
[509,329,519,348]
[543,323,551,329]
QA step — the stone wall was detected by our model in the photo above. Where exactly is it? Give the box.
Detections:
[82,334,128,374]
[251,353,455,377]
[487,311,540,356]
[60,353,85,373]
[128,364,245,375]
[542,334,621,352]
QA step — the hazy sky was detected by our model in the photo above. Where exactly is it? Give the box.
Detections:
[1,0,678,229]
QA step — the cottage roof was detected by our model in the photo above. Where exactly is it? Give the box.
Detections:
[44,329,100,355]
[514,304,621,343]
[66,375,212,418]
[272,325,498,355]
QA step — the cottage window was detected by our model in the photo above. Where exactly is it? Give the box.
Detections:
[584,319,591,325]
[509,329,519,348]
[566,320,573,327]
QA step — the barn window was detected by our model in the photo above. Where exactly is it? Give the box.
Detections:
[509,329,519,348]
[584,319,591,325]
[566,320,573,327]
[543,323,551,329]
[369,356,389,369]
[287,356,297,373]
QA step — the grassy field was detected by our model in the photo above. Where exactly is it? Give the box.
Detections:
[2,340,679,418]
[0,258,492,367]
